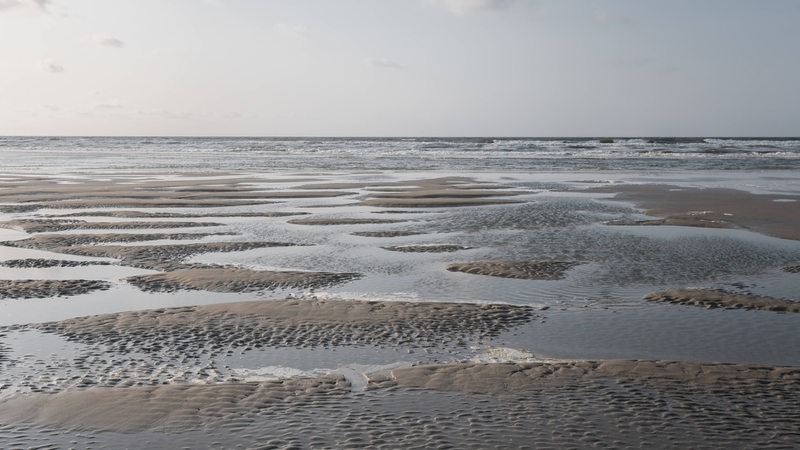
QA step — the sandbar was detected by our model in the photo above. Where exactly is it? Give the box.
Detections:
[351,231,425,237]
[1,219,224,233]
[287,217,403,226]
[589,184,800,240]
[360,177,524,208]
[383,244,472,253]
[126,267,361,293]
[0,259,112,268]
[0,359,796,449]
[0,279,111,299]
[50,210,305,218]
[25,299,535,357]
[390,359,800,393]
[447,260,579,280]
[59,241,301,271]
[645,288,800,312]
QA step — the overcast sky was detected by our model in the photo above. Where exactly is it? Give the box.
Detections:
[2,0,798,136]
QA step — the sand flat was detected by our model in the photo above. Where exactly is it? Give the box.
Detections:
[645,288,800,312]
[4,232,234,251]
[126,266,361,293]
[1,172,800,448]
[390,359,800,393]
[31,299,535,353]
[0,219,225,233]
[384,244,471,253]
[28,241,300,271]
[0,279,111,299]
[0,359,797,449]
[360,177,525,208]
[0,376,351,433]
[447,260,579,280]
[589,184,800,240]
[0,175,356,213]
[49,210,305,219]
[287,217,403,225]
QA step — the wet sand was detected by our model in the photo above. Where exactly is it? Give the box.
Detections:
[0,175,354,212]
[0,279,111,299]
[645,288,800,312]
[0,359,797,448]
[4,232,234,251]
[51,210,305,218]
[4,240,298,272]
[589,183,800,240]
[383,244,472,253]
[0,219,225,233]
[287,217,404,225]
[1,173,799,448]
[351,230,425,237]
[447,260,579,280]
[359,177,525,208]
[2,296,797,447]
[27,298,535,355]
[390,359,800,392]
[0,259,113,268]
[126,267,362,293]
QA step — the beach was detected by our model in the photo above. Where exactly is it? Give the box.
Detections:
[1,162,799,447]
[3,0,800,441]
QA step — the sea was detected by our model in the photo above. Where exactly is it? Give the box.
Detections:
[1,136,799,172]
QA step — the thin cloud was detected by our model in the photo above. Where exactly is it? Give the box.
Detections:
[0,0,20,10]
[426,0,512,15]
[92,34,125,48]
[369,58,404,69]
[40,59,64,74]
[0,0,50,12]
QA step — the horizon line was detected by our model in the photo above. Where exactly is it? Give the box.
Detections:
[2,135,798,139]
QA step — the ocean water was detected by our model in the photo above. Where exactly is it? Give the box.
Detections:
[1,136,799,172]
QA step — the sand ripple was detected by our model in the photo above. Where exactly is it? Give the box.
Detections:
[447,260,579,280]
[1,219,224,233]
[0,279,111,299]
[126,267,361,293]
[383,244,472,253]
[4,232,232,251]
[784,264,800,273]
[645,288,800,312]
[361,177,524,208]
[390,359,800,393]
[0,259,112,268]
[0,376,351,433]
[52,210,305,218]
[61,241,301,271]
[31,299,535,355]
[0,360,797,448]
[351,231,425,237]
[287,217,403,225]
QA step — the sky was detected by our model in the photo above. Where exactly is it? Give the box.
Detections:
[1,0,799,137]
